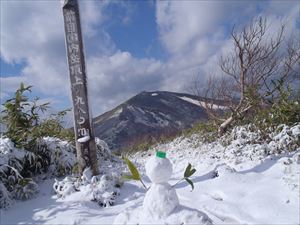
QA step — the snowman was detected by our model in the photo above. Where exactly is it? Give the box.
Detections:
[114,150,212,225]
[141,150,179,220]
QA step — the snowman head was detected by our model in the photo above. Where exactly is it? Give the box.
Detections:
[145,152,173,183]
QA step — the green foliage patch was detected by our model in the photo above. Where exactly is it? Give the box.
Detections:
[0,83,74,150]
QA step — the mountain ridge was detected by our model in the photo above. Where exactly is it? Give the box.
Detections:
[92,91,214,151]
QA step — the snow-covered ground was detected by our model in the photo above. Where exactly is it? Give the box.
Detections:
[1,124,299,224]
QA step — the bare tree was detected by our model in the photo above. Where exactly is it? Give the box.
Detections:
[198,17,300,134]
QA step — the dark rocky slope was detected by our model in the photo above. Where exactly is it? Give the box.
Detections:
[92,91,210,151]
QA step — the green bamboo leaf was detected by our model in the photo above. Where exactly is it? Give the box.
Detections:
[123,157,141,180]
[121,174,134,180]
[184,163,192,178]
[189,168,196,177]
[185,177,194,191]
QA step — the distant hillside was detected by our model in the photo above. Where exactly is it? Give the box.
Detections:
[92,91,219,151]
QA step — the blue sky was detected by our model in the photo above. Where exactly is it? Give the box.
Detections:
[104,1,165,59]
[1,0,299,118]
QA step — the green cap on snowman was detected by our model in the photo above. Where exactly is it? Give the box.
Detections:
[156,151,166,158]
[156,145,167,158]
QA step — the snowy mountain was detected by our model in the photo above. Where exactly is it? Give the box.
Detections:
[92,91,211,151]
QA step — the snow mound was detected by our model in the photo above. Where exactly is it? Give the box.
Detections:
[213,164,236,177]
[114,204,212,225]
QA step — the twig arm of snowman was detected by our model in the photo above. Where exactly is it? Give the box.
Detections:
[171,163,196,191]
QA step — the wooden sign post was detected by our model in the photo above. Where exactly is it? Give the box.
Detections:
[62,0,99,175]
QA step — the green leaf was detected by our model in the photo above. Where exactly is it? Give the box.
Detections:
[184,163,192,177]
[185,178,194,191]
[121,174,134,180]
[189,168,196,177]
[123,157,141,180]
[184,163,196,177]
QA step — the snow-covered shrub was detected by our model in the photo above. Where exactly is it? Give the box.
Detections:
[52,138,124,203]
[81,167,93,185]
[53,176,79,198]
[268,124,300,153]
[221,123,300,157]
[21,151,42,177]
[53,169,122,207]
[90,173,123,207]
[0,134,124,208]
[255,83,300,129]
[221,124,262,146]
[0,182,14,209]
[0,136,77,187]
[37,137,76,176]
[92,190,119,207]
[91,174,121,207]
[0,136,78,207]
[96,138,113,161]
[13,178,39,200]
[0,138,26,191]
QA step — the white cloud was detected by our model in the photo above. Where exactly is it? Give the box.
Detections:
[0,76,27,103]
[0,0,114,109]
[86,51,165,113]
[1,0,299,117]
[80,0,107,37]
[155,0,300,93]
[156,1,225,55]
[0,0,147,115]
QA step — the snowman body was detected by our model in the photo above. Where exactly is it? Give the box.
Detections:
[142,155,179,219]
[113,153,212,225]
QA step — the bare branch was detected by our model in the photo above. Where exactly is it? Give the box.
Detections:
[195,17,299,134]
